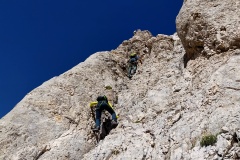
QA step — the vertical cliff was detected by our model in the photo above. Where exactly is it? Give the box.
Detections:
[1,0,240,159]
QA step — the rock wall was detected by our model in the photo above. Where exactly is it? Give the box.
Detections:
[1,0,240,159]
[177,0,240,66]
[0,52,121,160]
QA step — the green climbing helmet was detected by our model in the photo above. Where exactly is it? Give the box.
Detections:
[130,52,136,57]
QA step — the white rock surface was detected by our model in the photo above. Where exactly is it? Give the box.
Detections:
[177,0,240,65]
[1,0,240,159]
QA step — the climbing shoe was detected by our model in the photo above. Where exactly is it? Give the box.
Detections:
[92,126,100,132]
[111,120,118,128]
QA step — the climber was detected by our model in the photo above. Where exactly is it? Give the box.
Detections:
[127,52,142,78]
[90,95,118,132]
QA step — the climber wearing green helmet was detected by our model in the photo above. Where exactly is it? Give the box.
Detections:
[127,52,142,78]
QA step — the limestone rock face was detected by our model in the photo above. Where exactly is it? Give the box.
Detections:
[0,52,120,160]
[1,1,240,159]
[176,0,240,64]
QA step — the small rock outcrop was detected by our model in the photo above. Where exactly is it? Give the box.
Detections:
[177,0,240,65]
[1,0,240,159]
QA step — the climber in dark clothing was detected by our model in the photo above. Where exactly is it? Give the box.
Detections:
[127,52,142,78]
[90,95,118,131]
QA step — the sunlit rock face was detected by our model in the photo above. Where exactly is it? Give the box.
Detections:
[1,1,240,159]
[177,0,240,65]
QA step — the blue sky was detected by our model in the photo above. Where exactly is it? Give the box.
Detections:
[0,0,183,118]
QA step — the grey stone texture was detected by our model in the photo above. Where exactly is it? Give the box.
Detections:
[177,0,240,63]
[1,0,240,159]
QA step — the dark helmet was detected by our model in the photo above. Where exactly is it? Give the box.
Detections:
[97,95,108,102]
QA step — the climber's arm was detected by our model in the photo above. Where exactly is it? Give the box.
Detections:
[108,102,113,109]
[90,101,98,107]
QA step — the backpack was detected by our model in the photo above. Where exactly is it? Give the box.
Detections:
[129,56,138,64]
[97,95,108,102]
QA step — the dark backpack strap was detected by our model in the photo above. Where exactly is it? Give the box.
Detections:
[103,95,108,102]
[96,101,103,110]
